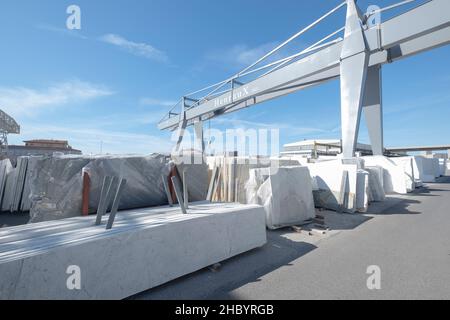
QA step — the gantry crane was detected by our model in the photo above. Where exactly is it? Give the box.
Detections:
[0,109,20,158]
[158,0,450,158]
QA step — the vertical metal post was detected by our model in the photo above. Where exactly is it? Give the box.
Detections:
[194,120,205,155]
[171,176,187,214]
[162,175,174,207]
[207,167,218,201]
[106,178,127,230]
[182,169,189,209]
[95,176,112,226]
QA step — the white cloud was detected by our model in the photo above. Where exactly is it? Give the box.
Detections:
[206,42,288,68]
[36,24,88,40]
[0,80,114,116]
[100,34,168,62]
[139,98,178,107]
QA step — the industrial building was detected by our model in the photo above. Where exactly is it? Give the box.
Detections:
[281,139,373,158]
[7,139,82,164]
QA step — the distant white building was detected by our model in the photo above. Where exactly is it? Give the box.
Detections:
[281,139,373,158]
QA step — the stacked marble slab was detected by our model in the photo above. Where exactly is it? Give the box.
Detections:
[0,159,13,210]
[0,202,266,300]
[1,157,29,213]
[206,156,299,203]
[246,166,315,229]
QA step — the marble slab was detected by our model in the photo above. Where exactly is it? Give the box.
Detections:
[0,202,266,300]
[246,166,315,229]
[0,159,13,210]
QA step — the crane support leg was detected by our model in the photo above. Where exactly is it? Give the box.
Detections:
[363,65,384,156]
[194,120,205,154]
[340,0,369,158]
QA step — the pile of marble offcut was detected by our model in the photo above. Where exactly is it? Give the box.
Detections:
[0,202,267,300]
[206,156,300,203]
[305,159,370,213]
[1,157,29,213]
[246,166,315,229]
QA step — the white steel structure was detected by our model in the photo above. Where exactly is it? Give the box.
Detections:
[0,109,20,156]
[159,0,450,158]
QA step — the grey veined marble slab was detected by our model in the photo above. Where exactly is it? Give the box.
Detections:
[27,154,172,223]
[84,154,170,212]
[0,202,266,300]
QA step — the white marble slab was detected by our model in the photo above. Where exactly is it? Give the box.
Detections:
[0,202,266,300]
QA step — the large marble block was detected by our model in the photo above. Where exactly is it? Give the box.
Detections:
[27,154,172,223]
[305,160,368,213]
[27,155,93,222]
[84,154,170,212]
[0,202,266,300]
[363,156,409,194]
[438,159,447,176]
[174,162,209,202]
[390,157,416,192]
[414,156,437,183]
[246,166,315,229]
[365,166,386,202]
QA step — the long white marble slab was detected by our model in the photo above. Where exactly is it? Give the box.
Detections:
[0,202,266,300]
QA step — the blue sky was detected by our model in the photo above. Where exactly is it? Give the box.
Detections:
[0,0,449,155]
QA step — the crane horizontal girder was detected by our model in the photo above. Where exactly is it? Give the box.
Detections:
[159,0,450,132]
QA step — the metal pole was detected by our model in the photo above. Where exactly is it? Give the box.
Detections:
[182,169,189,209]
[171,176,187,214]
[106,178,127,230]
[95,176,113,226]
[162,175,174,207]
